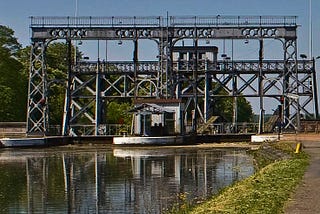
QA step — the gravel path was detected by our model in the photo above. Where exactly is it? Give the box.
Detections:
[283,134,320,213]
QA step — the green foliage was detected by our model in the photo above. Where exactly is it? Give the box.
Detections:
[10,41,70,124]
[0,86,14,120]
[45,42,69,125]
[250,142,293,170]
[213,96,254,122]
[106,101,133,125]
[0,25,21,54]
[167,192,193,214]
[212,83,254,122]
[48,83,66,125]
[0,25,27,121]
[237,97,254,122]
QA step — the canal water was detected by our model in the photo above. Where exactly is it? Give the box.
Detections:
[0,145,254,213]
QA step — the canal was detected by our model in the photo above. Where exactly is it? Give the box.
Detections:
[0,145,255,213]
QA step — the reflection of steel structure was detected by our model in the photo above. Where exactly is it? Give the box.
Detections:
[27,16,318,136]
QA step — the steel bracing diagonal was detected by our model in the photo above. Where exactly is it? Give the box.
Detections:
[27,41,49,135]
[26,15,318,135]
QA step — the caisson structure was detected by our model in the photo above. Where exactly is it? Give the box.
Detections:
[27,15,318,136]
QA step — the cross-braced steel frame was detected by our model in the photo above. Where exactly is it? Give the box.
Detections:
[27,15,318,136]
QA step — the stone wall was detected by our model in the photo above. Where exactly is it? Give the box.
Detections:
[300,120,320,133]
[0,122,26,137]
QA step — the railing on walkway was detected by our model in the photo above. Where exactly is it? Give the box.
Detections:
[190,122,259,135]
[169,15,296,27]
[51,121,320,136]
[30,15,297,28]
[71,60,313,74]
[63,124,131,136]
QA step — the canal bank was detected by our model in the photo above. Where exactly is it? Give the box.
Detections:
[0,134,252,147]
[284,138,320,213]
[180,141,310,214]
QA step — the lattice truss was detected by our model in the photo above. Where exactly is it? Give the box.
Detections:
[27,41,49,134]
[27,16,318,135]
[173,58,316,130]
[66,61,160,136]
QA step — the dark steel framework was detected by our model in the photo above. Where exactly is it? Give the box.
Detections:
[27,15,318,136]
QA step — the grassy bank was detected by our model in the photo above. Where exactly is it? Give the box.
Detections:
[172,142,309,214]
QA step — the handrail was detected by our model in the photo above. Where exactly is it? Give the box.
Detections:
[30,15,297,28]
[72,60,313,73]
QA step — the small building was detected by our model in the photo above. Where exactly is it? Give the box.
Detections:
[172,46,218,62]
[131,99,184,136]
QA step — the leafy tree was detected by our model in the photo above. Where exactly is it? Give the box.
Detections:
[17,41,71,125]
[0,86,14,120]
[106,101,133,125]
[45,42,69,125]
[212,83,254,122]
[236,96,254,122]
[0,25,21,54]
[0,25,27,121]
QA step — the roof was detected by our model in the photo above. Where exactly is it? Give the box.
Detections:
[134,98,182,104]
[129,103,175,114]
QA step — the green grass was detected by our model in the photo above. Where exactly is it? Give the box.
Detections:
[172,142,309,214]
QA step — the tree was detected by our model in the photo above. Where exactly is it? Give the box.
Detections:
[17,41,71,125]
[106,100,133,125]
[45,42,69,125]
[212,83,254,122]
[0,25,21,54]
[0,25,27,121]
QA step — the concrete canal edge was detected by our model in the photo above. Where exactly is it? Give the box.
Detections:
[251,134,279,143]
[0,134,253,148]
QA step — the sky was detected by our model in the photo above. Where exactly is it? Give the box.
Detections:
[1,0,320,114]
[1,0,319,57]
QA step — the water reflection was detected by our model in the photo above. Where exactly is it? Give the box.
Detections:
[0,146,254,213]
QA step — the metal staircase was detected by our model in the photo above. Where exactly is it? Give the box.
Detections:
[197,116,220,134]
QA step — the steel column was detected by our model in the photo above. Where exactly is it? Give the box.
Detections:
[27,40,48,135]
[95,60,102,135]
[312,58,319,118]
[62,39,73,136]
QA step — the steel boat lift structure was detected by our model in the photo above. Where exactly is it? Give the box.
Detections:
[27,15,318,136]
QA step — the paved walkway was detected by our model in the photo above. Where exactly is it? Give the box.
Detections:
[283,134,320,213]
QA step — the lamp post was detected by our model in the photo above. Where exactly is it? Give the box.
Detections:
[258,39,264,134]
[313,56,320,119]
[309,0,313,59]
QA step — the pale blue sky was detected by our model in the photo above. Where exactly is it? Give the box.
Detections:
[1,0,320,113]
[1,0,319,58]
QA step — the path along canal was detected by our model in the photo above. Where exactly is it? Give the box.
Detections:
[0,144,255,213]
